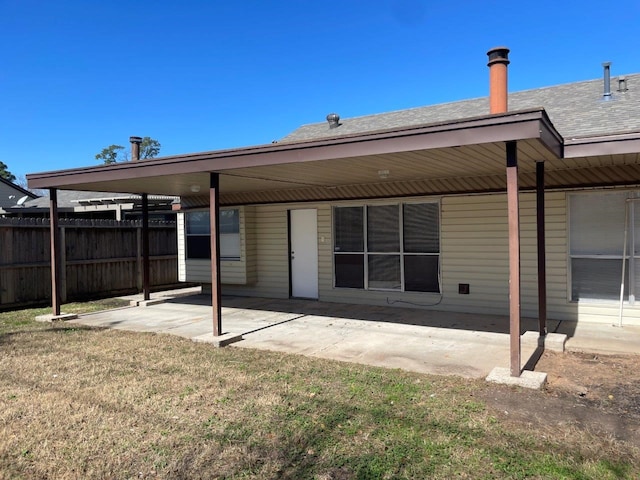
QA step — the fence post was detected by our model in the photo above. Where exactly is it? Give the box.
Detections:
[1,224,15,304]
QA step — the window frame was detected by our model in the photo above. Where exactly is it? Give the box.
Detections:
[568,191,639,304]
[332,201,441,293]
[185,208,241,261]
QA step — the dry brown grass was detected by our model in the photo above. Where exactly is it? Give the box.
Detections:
[1,302,639,479]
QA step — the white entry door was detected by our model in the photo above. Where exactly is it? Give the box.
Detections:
[290,209,319,299]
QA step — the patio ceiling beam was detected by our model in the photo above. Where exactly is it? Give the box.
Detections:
[210,173,222,337]
[506,141,521,377]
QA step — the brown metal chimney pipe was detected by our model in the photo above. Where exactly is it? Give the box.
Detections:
[487,47,510,114]
[130,136,142,161]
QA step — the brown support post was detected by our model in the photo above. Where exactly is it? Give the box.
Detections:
[506,141,521,377]
[536,162,547,336]
[60,227,67,304]
[142,193,151,301]
[49,188,61,316]
[210,173,222,336]
[136,227,143,291]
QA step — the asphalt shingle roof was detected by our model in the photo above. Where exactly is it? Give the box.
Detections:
[21,191,126,209]
[20,191,176,209]
[280,74,640,143]
[0,178,35,209]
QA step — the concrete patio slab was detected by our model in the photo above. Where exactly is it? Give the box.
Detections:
[193,332,244,347]
[556,320,640,355]
[35,313,79,322]
[70,293,545,379]
[522,331,567,352]
[132,298,169,307]
[67,290,640,380]
[234,313,542,378]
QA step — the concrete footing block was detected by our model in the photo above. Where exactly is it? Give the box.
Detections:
[486,367,547,390]
[35,313,79,323]
[522,331,567,352]
[192,332,243,347]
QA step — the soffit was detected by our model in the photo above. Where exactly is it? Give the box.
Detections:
[214,162,640,206]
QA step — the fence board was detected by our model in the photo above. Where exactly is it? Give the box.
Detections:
[0,218,179,309]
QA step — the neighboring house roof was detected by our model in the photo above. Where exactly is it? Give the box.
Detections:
[0,177,37,210]
[8,190,177,213]
[280,73,640,143]
[19,190,176,209]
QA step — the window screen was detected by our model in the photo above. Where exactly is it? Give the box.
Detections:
[367,205,399,252]
[335,254,365,288]
[334,207,364,252]
[368,255,401,289]
[404,203,439,253]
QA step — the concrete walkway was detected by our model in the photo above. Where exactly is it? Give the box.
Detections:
[68,289,640,379]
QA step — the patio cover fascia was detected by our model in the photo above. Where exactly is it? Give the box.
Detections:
[29,107,564,379]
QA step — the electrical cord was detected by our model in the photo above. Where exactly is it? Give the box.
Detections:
[386,294,444,307]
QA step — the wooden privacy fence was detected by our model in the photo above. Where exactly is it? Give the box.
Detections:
[0,217,179,309]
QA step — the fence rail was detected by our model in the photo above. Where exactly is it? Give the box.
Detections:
[0,218,180,310]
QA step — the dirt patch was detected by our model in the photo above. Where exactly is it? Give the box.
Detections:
[479,350,640,444]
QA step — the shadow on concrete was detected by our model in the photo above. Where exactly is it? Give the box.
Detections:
[166,293,567,337]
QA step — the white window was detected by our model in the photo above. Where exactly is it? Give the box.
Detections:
[333,202,440,292]
[569,192,640,302]
[186,209,241,260]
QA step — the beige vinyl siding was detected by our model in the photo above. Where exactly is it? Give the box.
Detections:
[182,188,640,326]
[244,206,258,285]
[317,205,333,297]
[317,191,640,325]
[441,195,509,315]
[185,258,250,285]
[536,192,571,321]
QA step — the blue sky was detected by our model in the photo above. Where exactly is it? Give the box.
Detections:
[1,0,638,180]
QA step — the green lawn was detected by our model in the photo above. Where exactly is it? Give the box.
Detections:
[0,301,637,479]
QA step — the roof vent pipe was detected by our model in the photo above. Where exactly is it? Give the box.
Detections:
[487,46,510,114]
[602,62,612,100]
[618,76,628,92]
[326,113,340,129]
[130,136,142,161]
